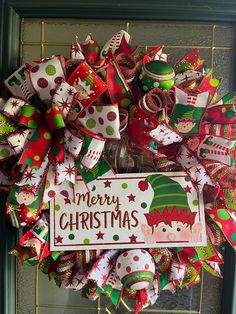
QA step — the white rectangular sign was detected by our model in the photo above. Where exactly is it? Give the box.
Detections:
[50,172,206,250]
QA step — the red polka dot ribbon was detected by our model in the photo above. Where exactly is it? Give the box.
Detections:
[30,56,66,103]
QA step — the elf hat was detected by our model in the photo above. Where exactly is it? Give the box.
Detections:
[84,73,94,89]
[144,174,196,226]
[178,110,195,122]
[19,186,34,194]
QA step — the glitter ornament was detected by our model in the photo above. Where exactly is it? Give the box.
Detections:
[139,60,175,92]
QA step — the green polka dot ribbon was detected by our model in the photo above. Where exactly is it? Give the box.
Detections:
[78,104,121,139]
[18,125,53,168]
[208,206,236,249]
[17,99,66,167]
[45,106,65,131]
[107,59,133,108]
[81,34,100,65]
[19,104,42,128]
[19,104,65,132]
[204,91,236,124]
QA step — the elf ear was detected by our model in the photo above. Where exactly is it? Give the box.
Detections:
[141,224,155,244]
[141,224,152,235]
[191,222,202,243]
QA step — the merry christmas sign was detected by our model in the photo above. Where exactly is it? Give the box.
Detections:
[50,172,206,250]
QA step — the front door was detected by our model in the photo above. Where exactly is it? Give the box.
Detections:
[2,17,236,314]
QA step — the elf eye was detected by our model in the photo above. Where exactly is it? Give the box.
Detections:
[177,227,181,232]
[162,228,167,232]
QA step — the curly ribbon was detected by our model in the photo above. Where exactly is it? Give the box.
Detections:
[138,87,167,115]
[54,252,76,285]
[1,30,236,313]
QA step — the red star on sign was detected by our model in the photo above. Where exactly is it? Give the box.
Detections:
[127,193,136,202]
[64,198,71,204]
[129,234,137,243]
[96,231,104,239]
[184,185,192,193]
[104,179,112,188]
[55,235,63,243]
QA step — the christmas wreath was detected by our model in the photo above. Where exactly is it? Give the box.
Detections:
[1,30,236,313]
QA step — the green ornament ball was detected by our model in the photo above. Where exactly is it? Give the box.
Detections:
[139,60,175,92]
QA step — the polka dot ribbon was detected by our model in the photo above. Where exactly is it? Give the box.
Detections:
[1,58,122,193]
[107,57,136,109]
[208,206,236,250]
[17,103,65,168]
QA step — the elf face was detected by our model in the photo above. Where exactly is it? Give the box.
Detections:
[141,221,202,244]
[24,238,41,255]
[16,191,36,205]
[74,84,90,100]
[153,221,192,241]
[174,120,196,133]
[187,137,200,150]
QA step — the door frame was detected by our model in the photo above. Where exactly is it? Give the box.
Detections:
[0,1,235,313]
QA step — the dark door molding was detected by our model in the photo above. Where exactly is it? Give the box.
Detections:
[2,0,236,21]
[0,1,235,314]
